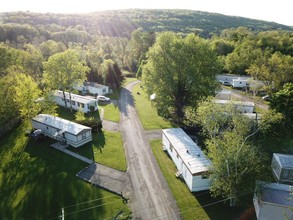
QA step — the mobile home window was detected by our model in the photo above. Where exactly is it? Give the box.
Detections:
[82,133,86,140]
[71,100,76,106]
[170,144,173,152]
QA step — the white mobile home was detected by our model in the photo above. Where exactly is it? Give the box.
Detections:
[162,128,211,192]
[232,78,249,88]
[32,114,92,148]
[54,90,98,113]
[215,99,255,113]
[75,82,110,96]
[272,153,293,184]
[253,181,293,220]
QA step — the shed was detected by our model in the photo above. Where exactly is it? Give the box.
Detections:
[272,153,293,184]
[32,114,92,148]
[253,181,293,220]
[53,90,98,113]
[162,128,211,192]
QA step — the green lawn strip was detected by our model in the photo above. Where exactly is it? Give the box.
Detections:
[99,102,120,122]
[132,83,174,130]
[56,106,101,121]
[0,121,130,220]
[150,140,209,220]
[92,130,126,172]
[122,77,138,86]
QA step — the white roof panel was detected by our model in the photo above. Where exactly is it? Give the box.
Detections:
[274,153,293,169]
[257,181,293,207]
[33,114,91,135]
[163,128,211,174]
[54,90,97,104]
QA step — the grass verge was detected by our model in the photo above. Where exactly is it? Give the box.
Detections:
[132,82,175,130]
[68,130,127,172]
[150,139,209,220]
[150,139,251,220]
[0,121,131,219]
[99,102,120,122]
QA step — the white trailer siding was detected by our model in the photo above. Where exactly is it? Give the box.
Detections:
[215,99,255,113]
[53,90,98,113]
[74,82,109,95]
[232,78,249,88]
[32,114,92,148]
[162,128,211,192]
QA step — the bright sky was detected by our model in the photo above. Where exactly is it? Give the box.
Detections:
[1,0,293,26]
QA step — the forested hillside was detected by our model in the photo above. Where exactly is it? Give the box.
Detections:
[1,9,292,39]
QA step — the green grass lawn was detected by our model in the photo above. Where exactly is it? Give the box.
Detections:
[122,77,138,86]
[0,121,131,220]
[99,102,120,122]
[132,82,175,130]
[92,131,126,171]
[56,106,101,121]
[150,139,251,220]
[67,130,127,172]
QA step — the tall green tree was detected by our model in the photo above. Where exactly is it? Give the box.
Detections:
[196,99,266,206]
[270,83,293,129]
[13,72,42,120]
[43,50,89,110]
[142,32,220,123]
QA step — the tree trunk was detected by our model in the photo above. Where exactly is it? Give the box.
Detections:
[62,90,68,108]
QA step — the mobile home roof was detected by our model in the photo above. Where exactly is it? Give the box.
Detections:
[54,90,96,104]
[32,114,91,135]
[273,153,293,169]
[163,128,211,175]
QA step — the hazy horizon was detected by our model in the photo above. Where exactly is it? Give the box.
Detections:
[1,0,292,26]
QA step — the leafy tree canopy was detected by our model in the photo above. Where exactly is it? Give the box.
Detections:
[142,32,220,123]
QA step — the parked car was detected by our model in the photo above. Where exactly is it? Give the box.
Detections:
[222,81,232,86]
[97,95,110,102]
[262,95,271,101]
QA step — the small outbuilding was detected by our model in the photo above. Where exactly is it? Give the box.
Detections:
[253,181,293,220]
[272,153,293,184]
[32,114,92,148]
[162,128,211,192]
[53,90,98,113]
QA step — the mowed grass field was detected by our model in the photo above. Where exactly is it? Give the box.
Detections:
[0,121,131,219]
[132,82,174,130]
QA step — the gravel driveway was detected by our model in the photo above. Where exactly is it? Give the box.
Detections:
[119,81,181,220]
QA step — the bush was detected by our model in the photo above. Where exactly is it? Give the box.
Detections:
[76,117,103,132]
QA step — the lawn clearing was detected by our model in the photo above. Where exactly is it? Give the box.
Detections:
[67,130,126,172]
[132,82,174,130]
[99,102,120,122]
[92,130,127,171]
[0,121,131,220]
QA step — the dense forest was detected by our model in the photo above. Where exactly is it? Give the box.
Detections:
[1,9,292,39]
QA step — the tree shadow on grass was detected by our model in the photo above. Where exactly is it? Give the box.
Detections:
[193,191,255,220]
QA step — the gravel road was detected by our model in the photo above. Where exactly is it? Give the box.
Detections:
[119,81,181,220]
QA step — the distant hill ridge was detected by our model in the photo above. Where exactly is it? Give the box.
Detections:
[1,9,292,37]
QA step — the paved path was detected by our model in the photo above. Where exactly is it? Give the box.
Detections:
[102,120,120,132]
[119,81,181,220]
[51,142,93,164]
[76,163,131,195]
